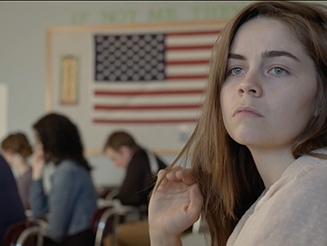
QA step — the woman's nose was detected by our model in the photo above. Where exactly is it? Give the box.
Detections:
[237,71,263,97]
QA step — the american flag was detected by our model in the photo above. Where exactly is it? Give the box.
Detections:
[91,27,221,124]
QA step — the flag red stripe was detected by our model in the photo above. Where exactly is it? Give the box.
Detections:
[93,118,199,124]
[166,75,207,80]
[165,59,209,65]
[166,45,213,51]
[94,104,202,111]
[166,30,221,36]
[94,89,204,96]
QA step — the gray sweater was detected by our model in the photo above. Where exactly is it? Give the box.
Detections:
[29,159,97,243]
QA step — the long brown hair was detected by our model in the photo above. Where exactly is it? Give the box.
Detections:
[33,113,92,172]
[169,1,327,245]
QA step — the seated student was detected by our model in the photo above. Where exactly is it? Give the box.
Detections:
[29,113,98,246]
[0,154,26,245]
[103,131,167,246]
[149,2,327,246]
[103,130,167,208]
[1,132,33,210]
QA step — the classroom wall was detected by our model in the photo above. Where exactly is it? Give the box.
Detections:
[5,1,321,187]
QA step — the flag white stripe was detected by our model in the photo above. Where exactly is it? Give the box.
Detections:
[92,110,202,119]
[166,50,212,61]
[166,65,209,76]
[92,81,206,90]
[166,35,218,46]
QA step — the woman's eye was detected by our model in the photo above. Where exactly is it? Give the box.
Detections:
[269,67,287,76]
[229,67,245,75]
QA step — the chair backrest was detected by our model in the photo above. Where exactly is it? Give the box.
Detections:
[192,214,209,234]
[104,188,120,201]
[2,219,45,246]
[97,186,120,200]
[91,206,118,246]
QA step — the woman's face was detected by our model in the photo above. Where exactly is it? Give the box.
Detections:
[105,146,131,169]
[2,150,14,166]
[33,130,44,155]
[220,17,317,152]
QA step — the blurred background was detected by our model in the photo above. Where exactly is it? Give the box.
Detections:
[0,1,259,188]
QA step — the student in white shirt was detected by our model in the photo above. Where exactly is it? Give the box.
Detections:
[148,1,327,245]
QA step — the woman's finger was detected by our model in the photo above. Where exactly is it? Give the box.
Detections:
[153,169,167,190]
[188,184,203,221]
[176,168,194,185]
[165,166,183,181]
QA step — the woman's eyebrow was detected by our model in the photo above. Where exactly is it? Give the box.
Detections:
[228,53,246,60]
[228,50,300,62]
[262,50,300,62]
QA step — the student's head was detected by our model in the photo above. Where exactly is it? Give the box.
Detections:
[33,112,91,171]
[1,132,32,165]
[178,1,327,245]
[103,131,139,169]
[206,1,327,160]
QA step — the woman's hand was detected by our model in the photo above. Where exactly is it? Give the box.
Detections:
[31,143,45,180]
[149,167,203,246]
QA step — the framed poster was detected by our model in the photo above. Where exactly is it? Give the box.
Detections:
[60,55,78,105]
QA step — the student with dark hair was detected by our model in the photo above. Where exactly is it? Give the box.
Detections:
[0,154,26,245]
[103,130,167,246]
[29,113,97,246]
[149,1,327,246]
[1,132,33,209]
[104,130,167,207]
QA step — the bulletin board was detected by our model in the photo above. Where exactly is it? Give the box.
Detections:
[45,19,228,156]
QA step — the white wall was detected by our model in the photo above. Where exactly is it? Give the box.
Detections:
[0,84,7,141]
[0,1,249,136]
[9,1,323,186]
[0,1,253,187]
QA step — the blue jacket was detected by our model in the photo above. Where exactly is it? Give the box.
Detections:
[0,154,26,245]
[30,159,97,243]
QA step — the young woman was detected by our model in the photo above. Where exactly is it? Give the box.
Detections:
[1,132,33,209]
[30,113,98,246]
[149,1,327,246]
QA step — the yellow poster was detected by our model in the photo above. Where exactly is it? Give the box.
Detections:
[60,56,78,104]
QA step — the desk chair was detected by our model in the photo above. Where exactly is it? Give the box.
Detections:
[91,206,119,246]
[2,219,46,246]
[97,186,120,200]
[104,188,120,201]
